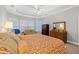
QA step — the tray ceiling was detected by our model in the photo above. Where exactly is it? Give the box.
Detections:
[4,5,78,18]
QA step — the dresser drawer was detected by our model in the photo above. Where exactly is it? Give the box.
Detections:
[49,31,67,43]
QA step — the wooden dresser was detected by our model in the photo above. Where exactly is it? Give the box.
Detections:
[49,30,67,43]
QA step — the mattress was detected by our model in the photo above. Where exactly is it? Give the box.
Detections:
[18,34,68,54]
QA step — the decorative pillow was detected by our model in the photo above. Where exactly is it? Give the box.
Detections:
[0,32,20,53]
[13,29,20,34]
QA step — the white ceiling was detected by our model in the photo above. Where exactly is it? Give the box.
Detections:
[4,5,78,18]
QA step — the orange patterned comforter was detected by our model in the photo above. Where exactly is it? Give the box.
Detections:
[18,34,68,54]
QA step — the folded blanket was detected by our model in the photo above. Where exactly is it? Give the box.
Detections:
[0,32,20,53]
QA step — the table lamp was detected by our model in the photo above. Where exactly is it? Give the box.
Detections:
[5,20,13,32]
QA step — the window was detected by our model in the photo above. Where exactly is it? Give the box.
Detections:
[35,21,42,33]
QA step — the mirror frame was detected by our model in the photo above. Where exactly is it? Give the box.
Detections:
[53,21,66,31]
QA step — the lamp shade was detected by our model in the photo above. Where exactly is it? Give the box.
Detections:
[5,21,13,29]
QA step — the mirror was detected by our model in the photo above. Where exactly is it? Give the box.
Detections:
[53,21,66,32]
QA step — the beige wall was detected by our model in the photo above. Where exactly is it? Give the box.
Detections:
[41,6,79,44]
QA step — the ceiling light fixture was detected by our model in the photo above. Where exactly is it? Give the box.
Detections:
[34,6,44,15]
[25,5,44,15]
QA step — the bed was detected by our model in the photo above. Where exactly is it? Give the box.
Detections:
[0,32,68,54]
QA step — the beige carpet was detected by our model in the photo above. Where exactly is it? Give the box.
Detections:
[66,43,79,54]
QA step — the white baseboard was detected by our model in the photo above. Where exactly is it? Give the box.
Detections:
[67,40,79,46]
